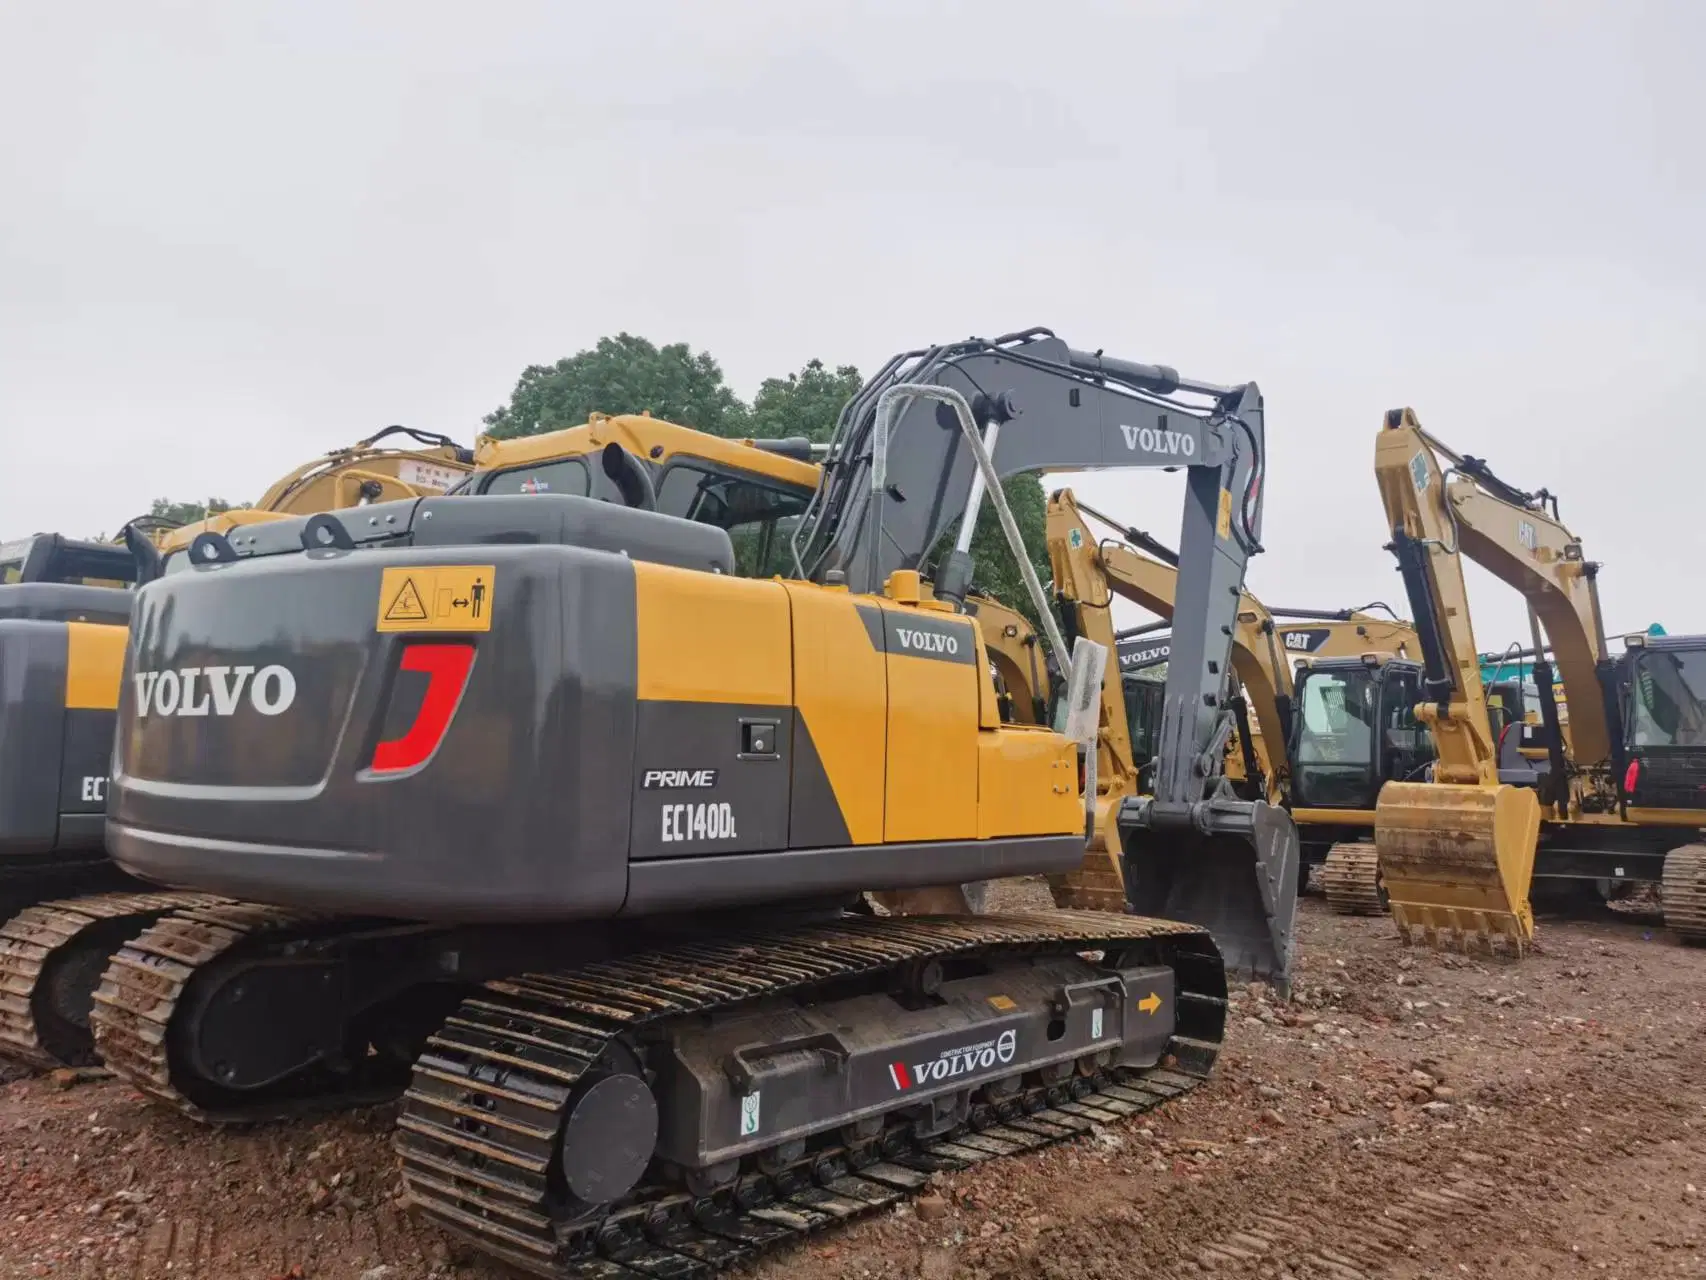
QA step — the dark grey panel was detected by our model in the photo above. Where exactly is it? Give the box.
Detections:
[787,713,851,849]
[879,610,976,665]
[0,584,133,625]
[0,619,70,855]
[629,702,791,860]
[853,603,885,652]
[110,542,642,922]
[55,814,106,849]
[1117,635,1171,671]
[57,708,115,816]
[623,834,1085,914]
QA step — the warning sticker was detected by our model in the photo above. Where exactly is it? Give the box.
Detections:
[376,565,495,633]
[1215,487,1232,541]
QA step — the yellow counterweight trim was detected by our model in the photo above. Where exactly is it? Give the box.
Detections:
[64,622,127,710]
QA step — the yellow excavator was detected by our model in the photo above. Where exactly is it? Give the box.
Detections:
[1359,408,1706,952]
[85,330,1294,1279]
[973,489,1421,920]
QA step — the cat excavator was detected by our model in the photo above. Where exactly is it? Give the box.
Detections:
[986,489,1418,918]
[88,328,1293,1278]
[0,427,476,1069]
[1353,408,1706,952]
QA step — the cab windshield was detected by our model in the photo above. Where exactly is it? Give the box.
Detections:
[655,463,812,578]
[1291,666,1378,807]
[1630,649,1706,747]
[475,455,814,580]
[1123,674,1165,767]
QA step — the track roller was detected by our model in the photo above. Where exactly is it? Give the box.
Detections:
[1662,844,1706,944]
[1321,843,1386,917]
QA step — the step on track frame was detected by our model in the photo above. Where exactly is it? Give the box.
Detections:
[396,909,1226,1279]
[0,890,226,1069]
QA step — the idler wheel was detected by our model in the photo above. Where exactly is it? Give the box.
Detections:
[560,1073,659,1205]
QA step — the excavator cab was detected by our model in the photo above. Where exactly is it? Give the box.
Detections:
[1289,657,1434,811]
[1616,634,1706,812]
[0,535,139,589]
[1115,632,1171,773]
[459,415,820,580]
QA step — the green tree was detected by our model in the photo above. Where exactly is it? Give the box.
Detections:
[148,496,235,526]
[482,333,749,439]
[746,359,863,443]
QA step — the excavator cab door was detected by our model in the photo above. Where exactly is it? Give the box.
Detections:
[1621,639,1706,812]
[1374,664,1435,789]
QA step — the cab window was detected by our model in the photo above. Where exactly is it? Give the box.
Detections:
[655,463,811,578]
[1631,650,1706,747]
[481,457,592,498]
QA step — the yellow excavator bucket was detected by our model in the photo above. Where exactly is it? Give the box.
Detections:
[1374,781,1540,953]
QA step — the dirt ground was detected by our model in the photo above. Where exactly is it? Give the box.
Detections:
[1,889,1702,1280]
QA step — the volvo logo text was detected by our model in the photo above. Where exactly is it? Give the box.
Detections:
[895,628,959,656]
[1118,423,1196,457]
[133,665,298,718]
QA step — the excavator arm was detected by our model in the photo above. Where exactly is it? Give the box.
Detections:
[801,329,1298,989]
[1372,408,1547,949]
[1049,490,1294,804]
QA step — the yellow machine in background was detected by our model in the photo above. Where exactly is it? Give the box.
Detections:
[1367,408,1706,952]
[0,415,844,1071]
[984,490,1423,916]
[0,428,475,1069]
[147,426,475,560]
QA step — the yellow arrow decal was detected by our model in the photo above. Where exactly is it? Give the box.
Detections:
[1137,992,1163,1015]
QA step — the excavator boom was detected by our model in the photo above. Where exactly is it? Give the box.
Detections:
[800,331,1298,988]
[1372,409,1543,951]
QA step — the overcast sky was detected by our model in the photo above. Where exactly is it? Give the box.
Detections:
[3,1,1701,652]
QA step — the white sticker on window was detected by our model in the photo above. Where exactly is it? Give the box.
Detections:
[739,1091,761,1136]
[1091,1007,1104,1041]
[397,459,463,493]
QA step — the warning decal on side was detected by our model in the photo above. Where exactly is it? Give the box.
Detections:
[376,565,496,633]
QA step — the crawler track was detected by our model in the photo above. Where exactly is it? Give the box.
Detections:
[89,901,407,1121]
[1662,843,1706,943]
[396,909,1225,1279]
[0,890,223,1068]
[1321,842,1384,916]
